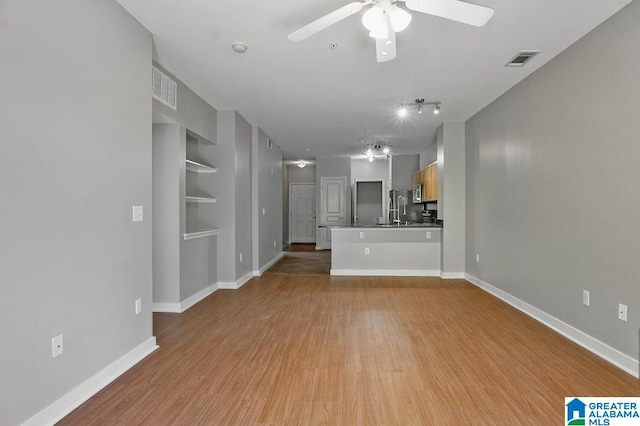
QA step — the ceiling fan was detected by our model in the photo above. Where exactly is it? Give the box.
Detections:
[288,0,494,62]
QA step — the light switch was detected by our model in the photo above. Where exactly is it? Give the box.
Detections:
[132,206,143,222]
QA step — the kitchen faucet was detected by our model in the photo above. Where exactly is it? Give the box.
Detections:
[395,195,407,224]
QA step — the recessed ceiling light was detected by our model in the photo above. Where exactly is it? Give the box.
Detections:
[231,42,248,53]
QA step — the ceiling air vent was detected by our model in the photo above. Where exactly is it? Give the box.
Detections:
[505,50,541,67]
[152,66,177,110]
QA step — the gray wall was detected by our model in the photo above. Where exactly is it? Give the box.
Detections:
[257,129,283,270]
[282,163,289,245]
[152,124,181,304]
[217,110,237,282]
[465,0,640,359]
[420,137,438,168]
[391,155,420,190]
[391,154,420,190]
[0,1,152,424]
[217,110,254,283]
[351,158,389,181]
[235,113,253,279]
[440,123,466,275]
[288,164,316,183]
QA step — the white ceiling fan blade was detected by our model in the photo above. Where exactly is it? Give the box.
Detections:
[404,0,494,27]
[376,28,396,63]
[288,2,365,42]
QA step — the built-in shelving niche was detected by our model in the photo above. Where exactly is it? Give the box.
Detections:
[184,129,219,240]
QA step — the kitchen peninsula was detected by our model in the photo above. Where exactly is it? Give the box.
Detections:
[330,224,442,276]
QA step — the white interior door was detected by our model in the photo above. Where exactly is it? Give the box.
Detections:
[320,177,346,249]
[290,183,316,243]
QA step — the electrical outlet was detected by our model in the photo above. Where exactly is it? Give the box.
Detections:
[52,335,63,358]
[262,208,266,215]
[618,303,627,322]
[365,247,370,255]
[239,253,243,262]
[135,298,142,315]
[273,240,276,248]
[582,290,590,306]
[132,205,143,222]
[426,231,431,239]
[359,232,364,239]
[476,253,480,263]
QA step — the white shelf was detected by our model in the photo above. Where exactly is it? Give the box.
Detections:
[186,159,217,173]
[186,129,215,145]
[183,228,220,240]
[185,196,217,203]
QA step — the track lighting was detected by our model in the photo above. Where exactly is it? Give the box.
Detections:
[399,98,442,117]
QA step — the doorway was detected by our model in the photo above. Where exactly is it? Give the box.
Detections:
[353,180,384,226]
[290,183,316,243]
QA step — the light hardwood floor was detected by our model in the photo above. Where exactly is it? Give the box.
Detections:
[59,255,638,424]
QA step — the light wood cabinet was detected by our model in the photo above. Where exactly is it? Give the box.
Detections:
[412,170,421,186]
[412,162,438,202]
[424,163,438,202]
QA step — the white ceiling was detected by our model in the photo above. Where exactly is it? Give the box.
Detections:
[117,0,631,159]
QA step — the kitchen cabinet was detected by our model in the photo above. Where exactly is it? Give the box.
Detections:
[412,162,438,202]
[412,170,421,186]
[424,163,438,202]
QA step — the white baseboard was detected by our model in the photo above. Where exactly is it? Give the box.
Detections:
[180,284,218,312]
[153,284,218,313]
[219,271,255,290]
[22,337,158,426]
[464,273,639,378]
[330,269,441,277]
[152,302,181,313]
[256,252,284,275]
[315,246,323,251]
[440,272,465,279]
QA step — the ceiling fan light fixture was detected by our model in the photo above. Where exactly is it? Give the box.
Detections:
[368,21,389,39]
[362,6,384,31]
[388,5,412,32]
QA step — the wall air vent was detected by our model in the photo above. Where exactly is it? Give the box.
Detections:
[152,66,177,110]
[267,138,273,149]
[505,50,541,67]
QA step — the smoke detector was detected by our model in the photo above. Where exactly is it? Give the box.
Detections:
[231,42,248,54]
